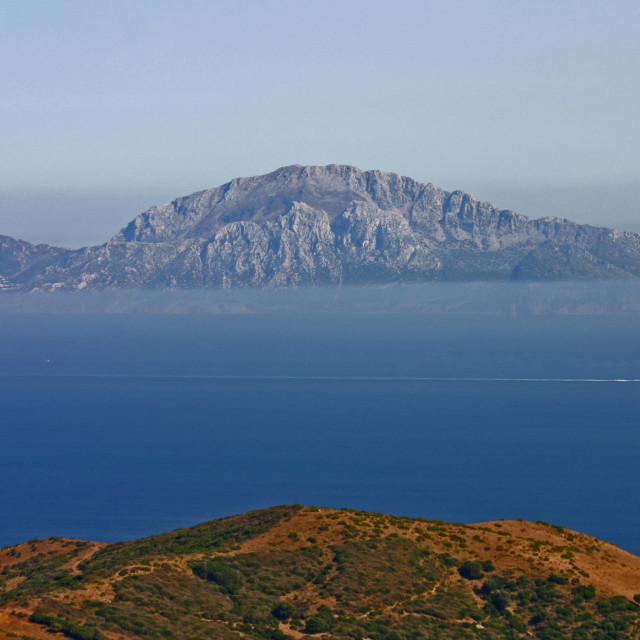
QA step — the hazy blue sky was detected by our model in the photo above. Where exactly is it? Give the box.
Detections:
[2,0,639,246]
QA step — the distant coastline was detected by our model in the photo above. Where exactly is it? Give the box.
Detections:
[2,280,640,315]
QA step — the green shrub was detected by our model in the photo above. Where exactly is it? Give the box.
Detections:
[599,595,636,612]
[488,591,510,614]
[192,559,243,594]
[304,606,333,634]
[572,584,596,601]
[458,561,484,580]
[29,612,107,640]
[510,615,526,632]
[272,601,297,621]
[478,575,506,595]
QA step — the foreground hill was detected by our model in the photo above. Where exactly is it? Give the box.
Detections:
[2,165,640,290]
[1,506,639,640]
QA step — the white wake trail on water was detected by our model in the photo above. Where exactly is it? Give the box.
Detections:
[3,374,639,382]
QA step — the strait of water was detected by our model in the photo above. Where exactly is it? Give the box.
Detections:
[1,313,639,554]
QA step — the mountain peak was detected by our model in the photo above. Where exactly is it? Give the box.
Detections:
[2,165,640,290]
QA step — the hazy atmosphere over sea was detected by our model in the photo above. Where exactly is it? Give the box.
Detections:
[1,0,639,247]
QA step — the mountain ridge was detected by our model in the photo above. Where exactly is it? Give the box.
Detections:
[2,164,640,290]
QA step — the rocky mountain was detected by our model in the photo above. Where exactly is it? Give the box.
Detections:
[3,165,640,290]
[1,505,639,640]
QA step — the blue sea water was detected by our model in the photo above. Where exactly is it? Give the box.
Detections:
[1,312,639,554]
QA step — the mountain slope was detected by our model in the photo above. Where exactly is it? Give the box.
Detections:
[1,505,639,640]
[2,165,640,290]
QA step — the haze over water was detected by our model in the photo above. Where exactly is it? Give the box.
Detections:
[1,298,639,554]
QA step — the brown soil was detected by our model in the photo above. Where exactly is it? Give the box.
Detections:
[230,510,640,599]
[1,508,639,639]
[0,606,66,640]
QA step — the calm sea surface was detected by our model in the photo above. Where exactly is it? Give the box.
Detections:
[1,313,639,554]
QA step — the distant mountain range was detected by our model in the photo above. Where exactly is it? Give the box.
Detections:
[1,505,639,640]
[3,164,640,291]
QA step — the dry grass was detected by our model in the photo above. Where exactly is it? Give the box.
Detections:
[1,506,639,640]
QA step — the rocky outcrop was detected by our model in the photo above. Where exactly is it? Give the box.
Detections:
[2,164,640,290]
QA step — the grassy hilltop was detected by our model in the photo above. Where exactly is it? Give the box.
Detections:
[1,505,639,640]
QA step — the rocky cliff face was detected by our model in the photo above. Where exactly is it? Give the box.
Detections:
[2,164,640,290]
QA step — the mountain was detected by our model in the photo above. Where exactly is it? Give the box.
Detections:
[3,165,640,290]
[1,506,639,640]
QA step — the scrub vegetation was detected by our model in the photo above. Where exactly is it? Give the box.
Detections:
[1,505,639,640]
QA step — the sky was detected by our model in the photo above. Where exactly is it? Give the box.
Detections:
[1,0,639,247]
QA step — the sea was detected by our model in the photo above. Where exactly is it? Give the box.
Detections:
[1,306,639,554]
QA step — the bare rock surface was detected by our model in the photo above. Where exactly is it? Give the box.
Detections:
[2,164,640,290]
